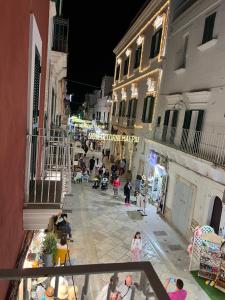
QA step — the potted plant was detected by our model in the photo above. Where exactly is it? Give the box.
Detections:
[42,232,57,267]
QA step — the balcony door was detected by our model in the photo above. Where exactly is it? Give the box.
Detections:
[181,110,204,152]
[162,110,170,141]
[170,110,179,144]
[127,99,137,127]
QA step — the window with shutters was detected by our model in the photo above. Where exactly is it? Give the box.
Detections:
[116,65,120,81]
[119,100,126,117]
[150,28,162,58]
[142,96,155,123]
[202,12,216,44]
[134,46,142,69]
[112,102,117,116]
[124,56,129,76]
[176,35,189,69]
[122,100,126,117]
[32,46,41,135]
[31,46,41,179]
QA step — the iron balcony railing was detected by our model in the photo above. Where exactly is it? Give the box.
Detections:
[154,126,225,167]
[127,118,136,129]
[25,129,72,208]
[2,262,170,300]
[111,115,119,124]
[52,16,69,53]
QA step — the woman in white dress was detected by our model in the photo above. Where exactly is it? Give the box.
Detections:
[131,232,142,262]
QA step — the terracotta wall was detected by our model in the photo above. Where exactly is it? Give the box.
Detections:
[0,0,49,298]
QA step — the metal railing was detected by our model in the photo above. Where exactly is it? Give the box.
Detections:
[154,126,225,167]
[25,129,71,207]
[52,16,69,53]
[1,262,170,300]
[111,115,119,124]
[127,118,136,128]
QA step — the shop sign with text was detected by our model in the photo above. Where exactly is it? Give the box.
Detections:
[88,133,140,143]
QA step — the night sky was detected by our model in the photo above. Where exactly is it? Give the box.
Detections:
[63,0,149,112]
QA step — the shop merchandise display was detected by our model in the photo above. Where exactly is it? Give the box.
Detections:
[215,242,225,292]
[198,240,220,281]
[188,226,225,294]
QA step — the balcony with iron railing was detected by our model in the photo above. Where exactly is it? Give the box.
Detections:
[52,16,69,53]
[154,126,225,167]
[127,117,136,129]
[23,129,72,230]
[2,262,170,300]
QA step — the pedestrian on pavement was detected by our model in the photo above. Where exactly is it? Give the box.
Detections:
[117,275,134,300]
[102,148,105,159]
[89,156,95,173]
[55,213,73,241]
[119,159,126,176]
[124,181,132,206]
[131,232,142,262]
[95,157,101,174]
[164,278,187,300]
[96,275,120,300]
[112,176,121,198]
[106,149,110,160]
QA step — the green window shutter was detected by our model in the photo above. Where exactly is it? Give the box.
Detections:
[132,99,137,118]
[134,46,142,68]
[116,65,120,80]
[147,96,155,123]
[171,110,179,127]
[124,57,129,75]
[32,46,41,134]
[156,28,163,56]
[142,98,147,122]
[202,12,216,44]
[150,33,157,58]
[119,102,122,117]
[127,100,132,118]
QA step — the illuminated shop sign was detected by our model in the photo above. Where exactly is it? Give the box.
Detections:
[88,133,140,143]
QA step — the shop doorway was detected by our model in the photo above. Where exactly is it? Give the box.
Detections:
[172,180,194,237]
[210,196,222,234]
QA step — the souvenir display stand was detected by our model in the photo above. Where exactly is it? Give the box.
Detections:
[189,225,214,272]
[198,232,222,281]
[215,242,225,292]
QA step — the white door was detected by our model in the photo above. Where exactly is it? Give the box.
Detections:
[172,180,194,237]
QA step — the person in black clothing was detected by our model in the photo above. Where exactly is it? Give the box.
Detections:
[89,156,95,173]
[124,181,132,206]
[111,164,117,173]
[55,213,73,240]
[106,149,110,160]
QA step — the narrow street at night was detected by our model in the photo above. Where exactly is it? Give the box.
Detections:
[62,154,209,300]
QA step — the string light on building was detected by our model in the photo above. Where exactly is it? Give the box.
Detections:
[117,58,122,64]
[88,132,140,143]
[113,92,118,102]
[153,15,164,29]
[131,83,138,98]
[121,88,127,100]
[126,49,131,57]
[137,35,144,46]
[147,78,156,93]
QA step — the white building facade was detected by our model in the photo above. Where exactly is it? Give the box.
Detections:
[111,0,170,170]
[152,0,225,240]
[85,76,113,124]
[111,0,225,240]
[45,0,68,130]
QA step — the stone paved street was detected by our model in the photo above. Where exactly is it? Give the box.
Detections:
[63,173,210,300]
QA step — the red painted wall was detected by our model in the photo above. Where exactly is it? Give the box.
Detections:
[0,0,49,298]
